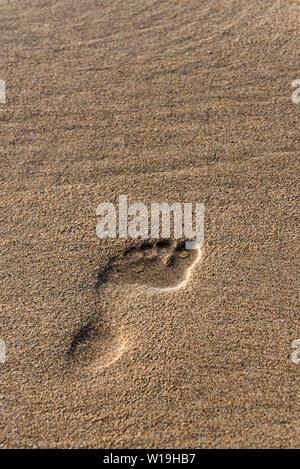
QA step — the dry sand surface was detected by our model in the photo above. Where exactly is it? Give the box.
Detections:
[0,0,299,448]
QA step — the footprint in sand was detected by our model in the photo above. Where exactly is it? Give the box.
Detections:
[96,238,200,290]
[68,239,202,370]
[67,316,125,370]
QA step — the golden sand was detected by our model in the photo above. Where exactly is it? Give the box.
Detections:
[0,0,299,448]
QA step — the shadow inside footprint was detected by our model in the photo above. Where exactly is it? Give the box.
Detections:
[67,317,123,370]
[96,238,199,289]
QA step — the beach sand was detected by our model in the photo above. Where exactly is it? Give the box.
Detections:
[0,0,299,448]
